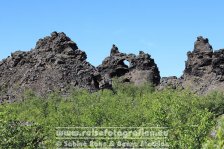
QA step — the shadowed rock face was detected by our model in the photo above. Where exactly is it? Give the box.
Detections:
[97,45,160,86]
[0,32,101,102]
[159,36,224,94]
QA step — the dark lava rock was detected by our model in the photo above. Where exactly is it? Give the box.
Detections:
[158,76,183,90]
[182,36,224,93]
[0,32,161,102]
[0,32,101,102]
[159,36,224,94]
[97,45,160,86]
[2,33,224,99]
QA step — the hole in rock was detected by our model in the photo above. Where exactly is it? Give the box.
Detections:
[123,60,130,68]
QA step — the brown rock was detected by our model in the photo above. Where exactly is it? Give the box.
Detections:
[97,45,160,86]
[0,32,101,101]
[159,36,224,94]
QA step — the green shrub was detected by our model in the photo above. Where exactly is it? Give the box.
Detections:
[0,82,224,148]
[202,115,224,149]
[0,111,45,148]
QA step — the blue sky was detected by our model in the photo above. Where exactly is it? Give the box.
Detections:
[0,0,224,77]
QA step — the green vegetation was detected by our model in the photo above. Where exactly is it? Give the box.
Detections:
[0,81,224,148]
[202,115,224,148]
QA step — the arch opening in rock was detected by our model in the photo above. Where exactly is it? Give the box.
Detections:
[123,60,130,68]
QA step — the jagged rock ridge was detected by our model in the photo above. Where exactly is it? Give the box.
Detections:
[0,32,160,102]
[97,45,160,86]
[0,32,101,102]
[1,32,224,102]
[159,36,224,94]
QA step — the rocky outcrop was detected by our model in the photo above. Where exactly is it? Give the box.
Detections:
[159,36,224,94]
[0,32,101,102]
[182,37,224,93]
[158,76,183,90]
[0,32,160,102]
[2,31,223,101]
[97,45,160,86]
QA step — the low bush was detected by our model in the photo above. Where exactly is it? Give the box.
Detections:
[0,82,224,148]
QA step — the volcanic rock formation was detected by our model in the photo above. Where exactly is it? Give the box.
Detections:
[1,32,223,102]
[182,36,224,93]
[159,36,224,94]
[97,45,160,86]
[0,32,101,102]
[0,32,160,102]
